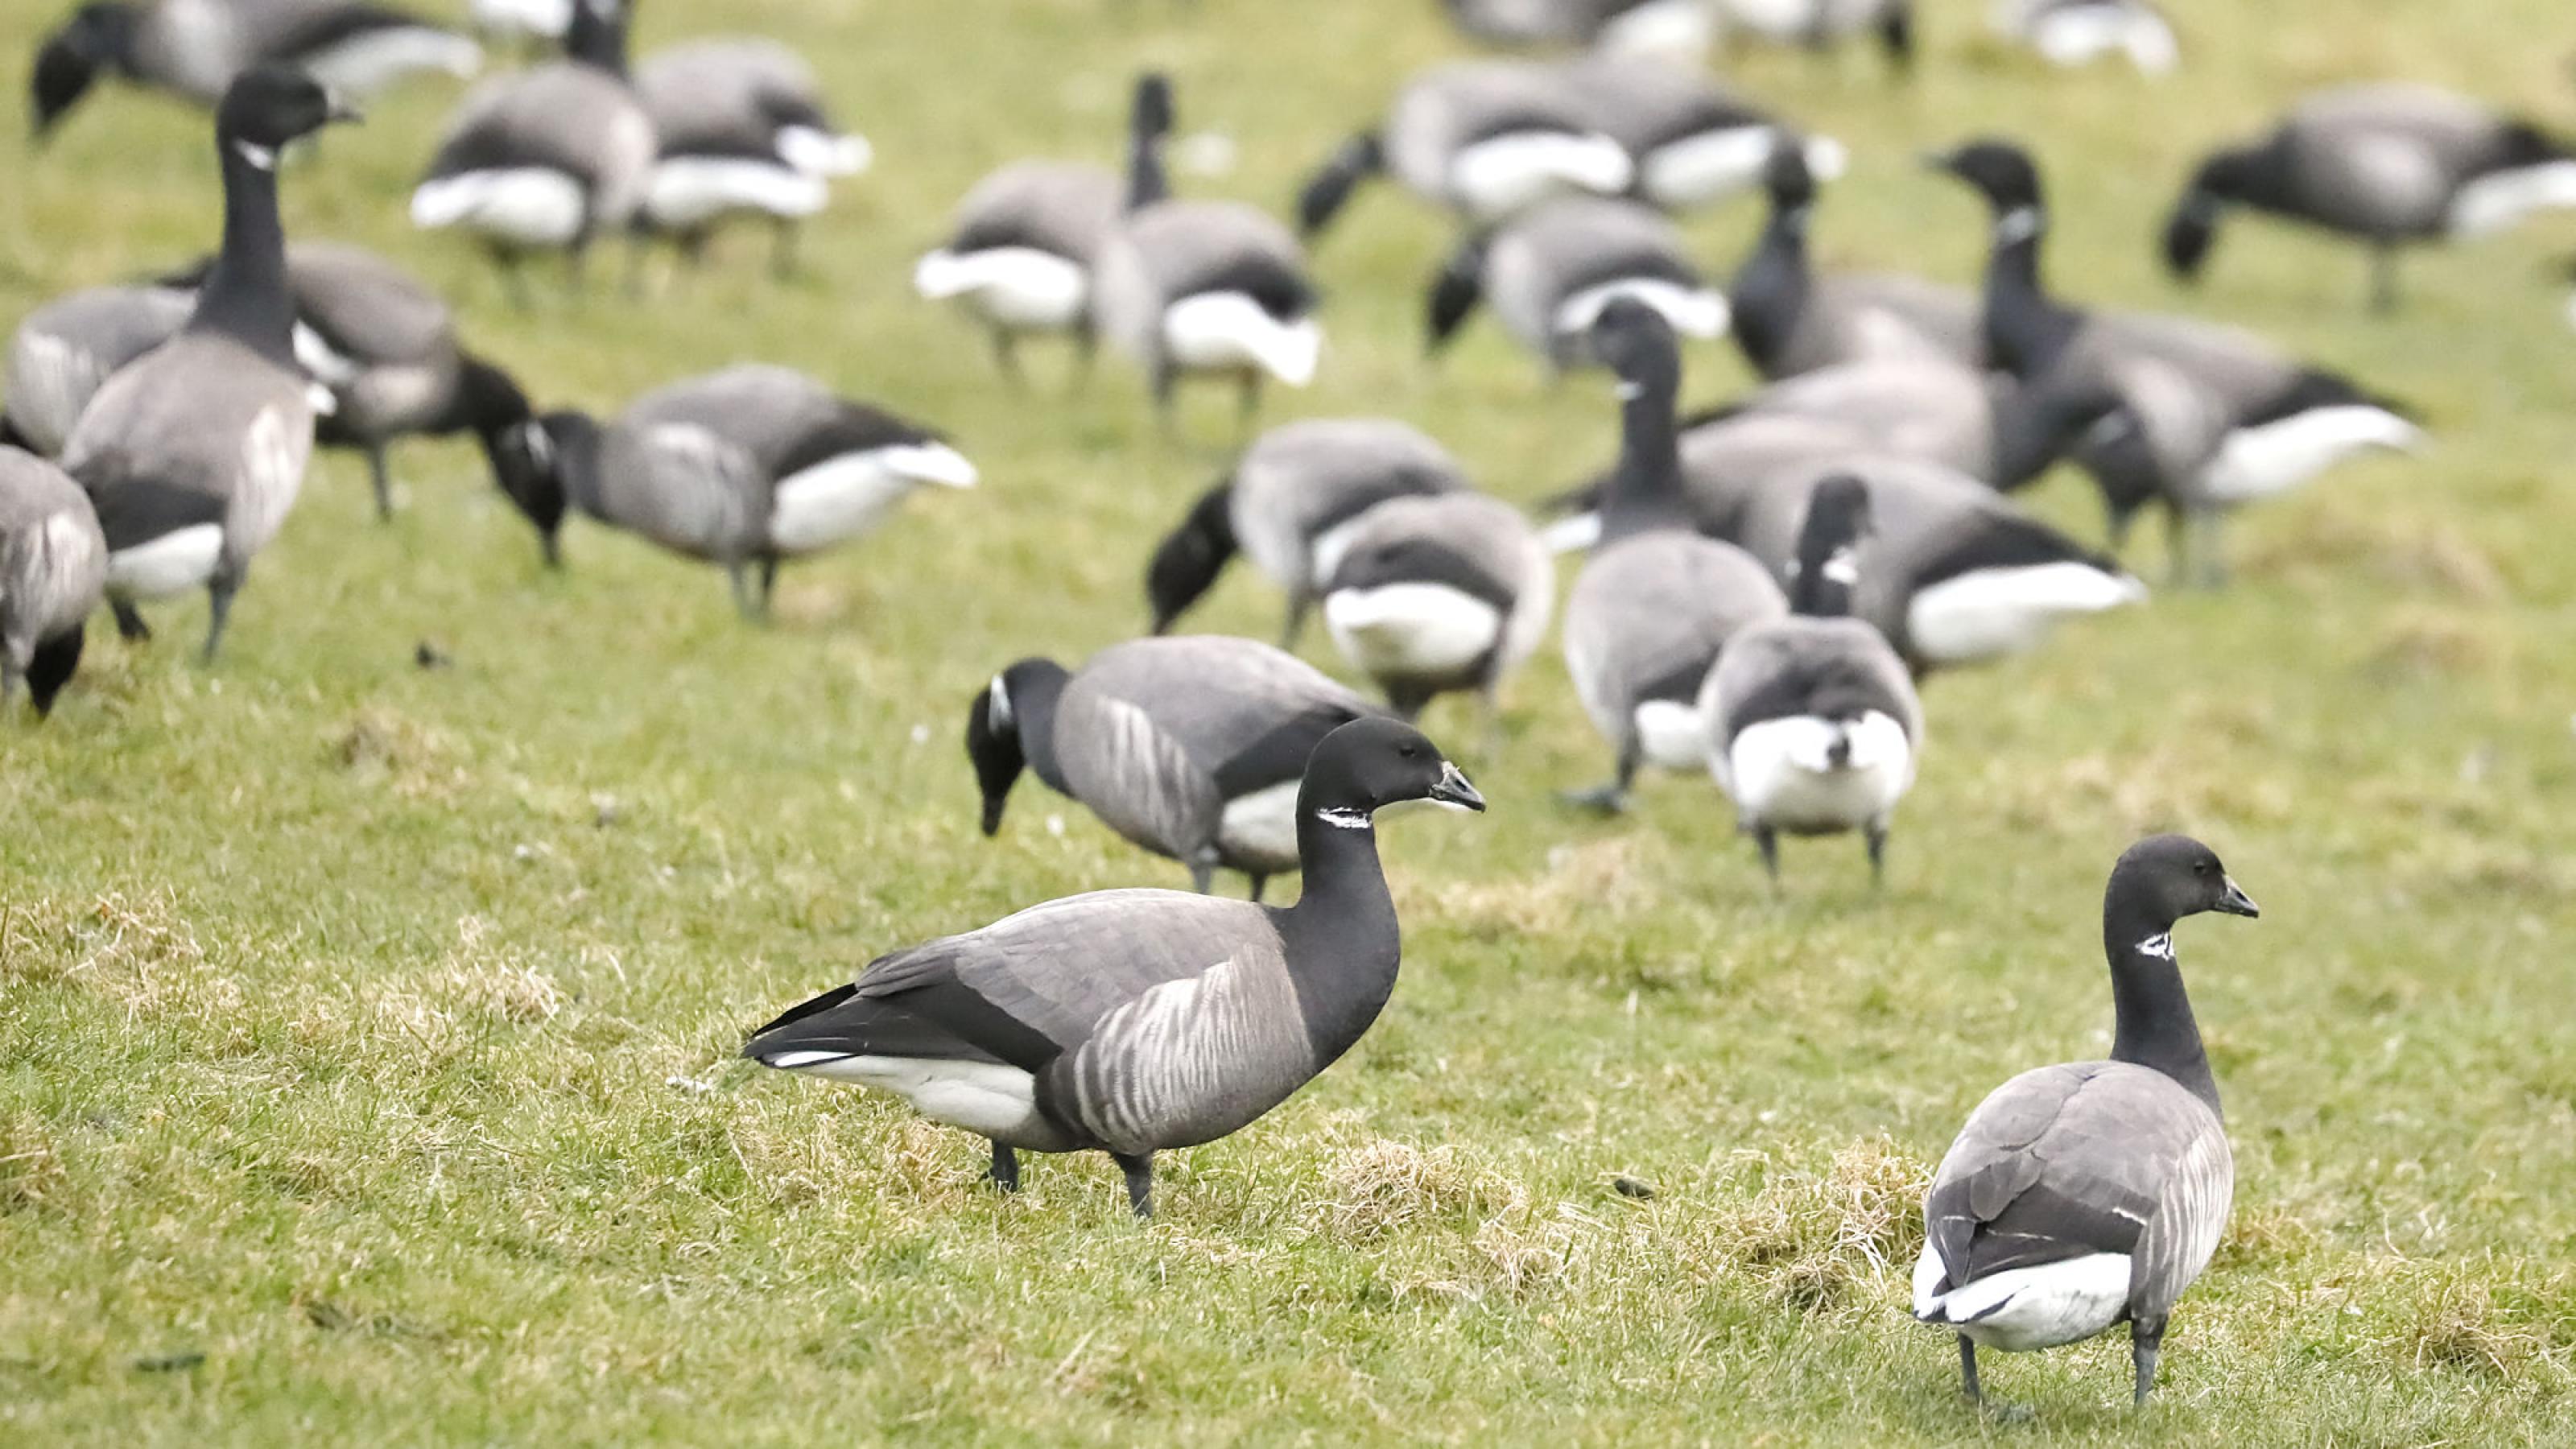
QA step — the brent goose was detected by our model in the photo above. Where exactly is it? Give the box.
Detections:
[60,65,358,660]
[1916,834,2256,1406]
[1428,195,1729,377]
[744,716,1485,1218]
[633,39,870,276]
[968,634,1391,898]
[1145,418,1469,644]
[1319,492,1554,725]
[1732,142,1981,382]
[1553,53,1844,215]
[0,449,108,717]
[1992,0,2178,73]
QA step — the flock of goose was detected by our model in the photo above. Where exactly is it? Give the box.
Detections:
[5,0,2569,1415]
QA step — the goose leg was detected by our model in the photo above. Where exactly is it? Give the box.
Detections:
[1957,1334,1982,1403]
[1560,737,1639,814]
[1866,820,1889,886]
[985,1140,1020,1193]
[365,443,394,522]
[111,599,151,642]
[758,556,781,617]
[989,328,1026,390]
[1752,824,1781,886]
[2162,501,2191,588]
[726,561,759,621]
[201,573,239,664]
[1110,1150,1154,1218]
[1247,873,1268,904]
[1071,325,1099,394]
[1278,592,1312,650]
[2368,246,2399,315]
[1187,858,1216,895]
[2131,1321,2162,1404]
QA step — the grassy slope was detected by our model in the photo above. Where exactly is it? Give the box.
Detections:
[3,0,2574,1442]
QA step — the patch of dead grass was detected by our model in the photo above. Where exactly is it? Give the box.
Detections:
[1699,1138,1930,1319]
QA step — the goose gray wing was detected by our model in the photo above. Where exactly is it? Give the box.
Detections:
[1092,200,1316,361]
[591,413,768,561]
[1733,361,1997,477]
[1232,419,1470,585]
[286,242,454,369]
[62,334,314,565]
[1667,415,1876,537]
[944,162,1124,263]
[1383,60,1600,200]
[623,364,844,469]
[422,64,657,227]
[1484,196,1700,347]
[1924,1060,2233,1326]
[1563,532,1785,736]
[0,452,109,654]
[635,39,832,155]
[1799,273,1984,374]
[3,287,195,458]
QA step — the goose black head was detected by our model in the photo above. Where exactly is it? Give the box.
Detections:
[23,622,85,719]
[2162,148,2260,282]
[1302,716,1484,824]
[31,2,138,139]
[565,0,631,74]
[216,65,361,164]
[1925,138,2044,214]
[1763,138,1818,213]
[492,410,589,568]
[1586,295,1681,395]
[964,658,1067,834]
[1132,72,1175,140]
[1144,481,1236,634]
[2111,834,2260,929]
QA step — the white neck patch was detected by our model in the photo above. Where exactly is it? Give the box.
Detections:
[233,140,279,172]
[1995,207,2043,246]
[1314,806,1372,831]
[986,675,1013,733]
[1822,546,1860,586]
[1613,379,1644,401]
[2134,931,2174,961]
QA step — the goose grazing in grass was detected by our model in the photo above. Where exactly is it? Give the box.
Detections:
[1732,141,1980,382]
[1092,80,1323,427]
[1992,0,2177,74]
[1916,834,2257,1408]
[1932,138,2424,585]
[1295,60,1630,243]
[1712,0,1913,68]
[1443,0,1718,61]
[967,636,1393,898]
[411,0,654,304]
[915,75,1163,385]
[1552,53,1843,216]
[491,364,974,610]
[634,39,870,275]
[1145,418,1469,644]
[1319,491,1553,725]
[60,65,357,661]
[745,716,1486,1218]
[1429,196,1729,378]
[0,449,107,718]
[2163,85,2576,312]
[1560,299,1786,811]
[1702,474,1920,882]
[2,284,195,460]
[31,0,477,140]
[1692,358,2114,490]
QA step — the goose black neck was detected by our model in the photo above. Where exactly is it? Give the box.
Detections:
[187,135,295,365]
[565,3,629,76]
[1988,378,2107,491]
[1278,781,1401,1067]
[1788,504,1859,617]
[1730,200,1810,376]
[1125,126,1168,213]
[1597,358,1688,543]
[1981,207,2080,379]
[1010,666,1071,794]
[2103,884,2220,1115]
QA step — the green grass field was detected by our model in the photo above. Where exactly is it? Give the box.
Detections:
[6,0,2575,1442]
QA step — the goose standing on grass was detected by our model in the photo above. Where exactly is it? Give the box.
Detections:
[2162,85,2576,312]
[1701,475,1920,883]
[0,451,107,718]
[1992,0,2177,74]
[967,636,1393,898]
[410,0,654,305]
[1932,138,2424,585]
[31,0,477,139]
[489,364,974,610]
[1559,300,1786,811]
[1915,835,2257,1408]
[1319,492,1553,726]
[744,716,1486,1219]
[1552,52,1843,215]
[1092,80,1324,427]
[1429,196,1729,378]
[1732,142,1981,382]
[1294,60,1631,244]
[914,76,1162,385]
[1443,0,1719,61]
[634,39,871,276]
[1712,0,1913,68]
[1145,418,1469,644]
[1,284,195,459]
[60,66,358,661]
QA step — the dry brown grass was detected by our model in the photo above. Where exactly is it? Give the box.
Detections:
[1695,1139,1931,1319]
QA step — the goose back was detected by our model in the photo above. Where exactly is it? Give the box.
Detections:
[0,450,109,671]
[2,286,196,458]
[415,62,656,246]
[1483,196,1717,358]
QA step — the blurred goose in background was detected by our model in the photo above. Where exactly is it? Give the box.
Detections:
[1992,0,2177,73]
[1711,0,1913,68]
[1916,835,2256,1407]
[469,0,569,47]
[915,75,1164,385]
[1295,60,1630,243]
[1702,474,1921,882]
[2163,84,2576,311]
[1540,407,1868,554]
[31,0,477,139]
[1092,80,1324,427]
[1688,358,2114,489]
[744,716,1485,1219]
[1934,138,2423,584]
[1732,142,1980,382]
[0,450,108,718]
[1443,0,1718,61]
[411,0,654,304]
[1552,53,1843,215]
[1145,418,1469,643]
[60,66,357,661]
[492,364,974,609]
[968,635,1393,898]
[1560,300,1786,811]
[1428,196,1728,377]
[634,38,871,275]
[1319,492,1553,726]
[2,284,196,460]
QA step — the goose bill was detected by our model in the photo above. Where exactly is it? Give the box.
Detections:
[1426,762,1485,812]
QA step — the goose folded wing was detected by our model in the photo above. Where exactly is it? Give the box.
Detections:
[1088,639,1383,795]
[288,247,456,369]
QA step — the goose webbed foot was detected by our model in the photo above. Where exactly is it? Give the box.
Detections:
[1111,1150,1154,1219]
[111,599,151,642]
[758,556,781,616]
[985,1140,1020,1194]
[365,444,394,522]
